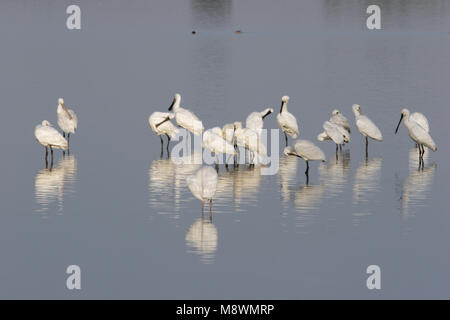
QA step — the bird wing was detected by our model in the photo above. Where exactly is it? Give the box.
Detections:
[200,167,218,199]
[323,121,344,144]
[409,122,436,151]
[207,133,236,155]
[35,126,68,149]
[356,116,382,141]
[294,140,325,161]
[186,174,204,201]
[176,109,204,135]
[246,112,263,131]
[68,109,77,131]
[277,112,299,138]
[330,114,351,132]
[410,112,429,133]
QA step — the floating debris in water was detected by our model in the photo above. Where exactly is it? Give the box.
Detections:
[234,30,242,34]
[192,30,196,34]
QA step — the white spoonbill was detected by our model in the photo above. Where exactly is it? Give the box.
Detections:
[317,121,347,152]
[246,107,274,137]
[57,98,77,146]
[330,109,351,134]
[186,166,218,213]
[35,120,68,163]
[222,123,236,148]
[408,111,430,148]
[168,93,204,135]
[284,139,326,178]
[149,112,178,154]
[352,104,382,156]
[234,122,267,165]
[395,109,437,159]
[203,127,237,168]
[277,95,299,147]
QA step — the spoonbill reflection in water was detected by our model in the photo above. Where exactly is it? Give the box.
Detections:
[35,155,77,214]
[352,104,382,157]
[185,217,218,263]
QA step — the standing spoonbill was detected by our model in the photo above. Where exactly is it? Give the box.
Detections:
[149,112,178,155]
[277,95,299,147]
[395,109,437,161]
[284,139,325,183]
[203,127,237,169]
[168,93,204,136]
[57,98,77,147]
[35,120,68,165]
[317,121,348,152]
[330,109,351,134]
[246,107,274,137]
[408,111,430,148]
[409,112,429,133]
[352,104,382,157]
[186,166,218,216]
[234,122,267,166]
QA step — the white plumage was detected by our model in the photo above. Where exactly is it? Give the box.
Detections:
[409,112,429,133]
[246,107,274,136]
[234,122,267,164]
[352,104,383,142]
[317,121,345,146]
[221,123,236,144]
[57,98,77,141]
[186,166,218,205]
[330,109,351,134]
[284,139,326,176]
[203,127,237,158]
[168,93,204,135]
[395,109,437,156]
[149,112,178,139]
[35,120,68,151]
[277,96,299,147]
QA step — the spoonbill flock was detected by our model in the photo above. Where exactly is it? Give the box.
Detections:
[35,98,78,166]
[145,93,437,212]
[34,94,438,214]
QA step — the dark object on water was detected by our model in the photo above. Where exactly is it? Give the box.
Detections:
[234,30,242,34]
[192,30,196,34]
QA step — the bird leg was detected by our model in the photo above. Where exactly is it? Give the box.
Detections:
[63,132,65,138]
[201,200,205,216]
[305,161,310,185]
[160,135,164,158]
[68,133,70,145]
[365,136,368,159]
[284,132,288,147]
[45,147,48,168]
[166,134,171,152]
[50,147,54,170]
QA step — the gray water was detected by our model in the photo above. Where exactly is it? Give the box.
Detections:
[0,0,449,299]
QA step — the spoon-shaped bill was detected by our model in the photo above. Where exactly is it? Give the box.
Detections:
[155,116,171,128]
[168,98,176,111]
[395,114,404,134]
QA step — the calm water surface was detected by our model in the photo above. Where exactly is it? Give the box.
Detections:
[0,0,449,298]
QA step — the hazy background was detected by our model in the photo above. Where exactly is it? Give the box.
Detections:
[0,0,449,299]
